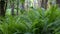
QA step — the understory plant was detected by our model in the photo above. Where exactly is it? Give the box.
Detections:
[0,6,60,34]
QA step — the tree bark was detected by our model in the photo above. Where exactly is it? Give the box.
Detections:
[20,3,25,14]
[37,0,42,8]
[11,1,15,16]
[41,0,48,9]
[0,0,7,17]
[56,0,60,7]
[17,0,19,15]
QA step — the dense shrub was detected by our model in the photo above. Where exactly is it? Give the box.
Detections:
[0,6,60,34]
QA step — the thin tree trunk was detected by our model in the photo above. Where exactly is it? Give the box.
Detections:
[41,0,48,9]
[21,3,25,10]
[41,0,44,8]
[17,0,19,15]
[0,0,7,17]
[25,0,31,10]
[56,0,60,7]
[20,3,25,14]
[44,0,48,9]
[37,0,42,8]
[33,0,38,8]
[11,1,14,16]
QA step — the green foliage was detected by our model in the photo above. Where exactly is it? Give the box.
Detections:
[20,0,25,3]
[0,6,60,34]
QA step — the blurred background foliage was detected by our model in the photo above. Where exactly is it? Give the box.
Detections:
[0,0,60,34]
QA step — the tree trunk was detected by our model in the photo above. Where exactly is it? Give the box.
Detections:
[33,0,38,8]
[41,0,48,9]
[37,0,42,8]
[56,0,60,7]
[11,1,15,16]
[20,3,25,14]
[17,0,19,15]
[25,0,31,10]
[41,0,44,8]
[0,0,7,17]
